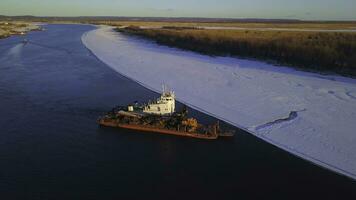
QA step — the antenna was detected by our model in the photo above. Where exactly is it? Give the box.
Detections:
[161,84,174,96]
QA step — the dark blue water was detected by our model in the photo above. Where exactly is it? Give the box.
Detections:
[0,24,355,200]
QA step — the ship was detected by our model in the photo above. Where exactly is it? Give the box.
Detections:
[98,87,234,140]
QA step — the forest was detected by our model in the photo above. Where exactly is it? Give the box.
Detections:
[118,26,356,77]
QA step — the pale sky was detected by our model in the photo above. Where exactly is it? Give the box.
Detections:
[1,0,355,20]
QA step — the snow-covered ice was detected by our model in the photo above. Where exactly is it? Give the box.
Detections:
[82,26,356,180]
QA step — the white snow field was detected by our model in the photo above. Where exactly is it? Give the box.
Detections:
[82,26,356,180]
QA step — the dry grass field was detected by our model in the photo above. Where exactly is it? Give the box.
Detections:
[93,20,356,30]
[0,22,40,39]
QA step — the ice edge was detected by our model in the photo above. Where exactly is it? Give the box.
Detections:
[81,26,356,181]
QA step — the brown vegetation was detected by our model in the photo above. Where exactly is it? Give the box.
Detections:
[118,26,356,76]
[0,22,38,39]
[94,20,356,30]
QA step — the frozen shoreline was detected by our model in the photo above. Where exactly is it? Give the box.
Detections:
[82,26,356,180]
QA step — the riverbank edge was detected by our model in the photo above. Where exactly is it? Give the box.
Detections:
[116,27,356,79]
[81,26,356,181]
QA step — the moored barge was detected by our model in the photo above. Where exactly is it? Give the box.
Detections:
[98,87,234,140]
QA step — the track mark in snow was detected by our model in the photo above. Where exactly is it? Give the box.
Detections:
[327,90,345,101]
[346,91,356,100]
[327,90,354,102]
[296,83,304,87]
[254,110,305,131]
[312,75,336,81]
[233,72,252,80]
[286,79,306,89]
[316,88,350,102]
[232,72,239,79]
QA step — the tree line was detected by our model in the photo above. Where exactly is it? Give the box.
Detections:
[118,26,356,77]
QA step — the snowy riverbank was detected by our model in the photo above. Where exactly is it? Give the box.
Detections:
[82,26,356,180]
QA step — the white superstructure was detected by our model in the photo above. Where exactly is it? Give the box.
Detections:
[143,86,175,115]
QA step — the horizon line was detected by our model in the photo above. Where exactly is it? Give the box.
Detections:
[1,15,356,22]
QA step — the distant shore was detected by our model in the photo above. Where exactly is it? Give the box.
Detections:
[0,22,41,39]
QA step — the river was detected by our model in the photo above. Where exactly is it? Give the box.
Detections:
[0,24,355,199]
